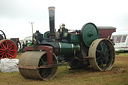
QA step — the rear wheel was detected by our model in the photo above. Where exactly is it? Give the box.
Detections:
[89,39,115,71]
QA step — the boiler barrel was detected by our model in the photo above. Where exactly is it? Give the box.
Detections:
[58,42,80,55]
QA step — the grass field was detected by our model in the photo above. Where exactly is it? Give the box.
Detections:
[0,53,128,85]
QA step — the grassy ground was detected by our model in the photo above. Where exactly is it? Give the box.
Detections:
[0,53,128,85]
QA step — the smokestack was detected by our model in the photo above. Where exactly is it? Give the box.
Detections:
[48,6,55,38]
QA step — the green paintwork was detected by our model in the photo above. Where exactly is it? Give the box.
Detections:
[59,42,80,55]
[68,33,81,43]
[81,23,99,47]
[44,31,50,38]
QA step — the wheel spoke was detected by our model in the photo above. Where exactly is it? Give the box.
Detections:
[7,54,9,58]
[0,44,4,49]
[0,51,4,52]
[100,42,104,51]
[0,48,5,52]
[5,41,7,48]
[39,58,46,65]
[9,46,14,50]
[102,43,106,51]
[6,41,9,49]
[2,54,4,58]
[96,49,100,53]
[9,51,14,55]
[103,43,109,52]
[5,54,8,58]
[1,43,6,49]
[0,52,4,55]
[9,50,16,52]
[96,56,102,61]
[8,43,13,48]
[8,54,14,58]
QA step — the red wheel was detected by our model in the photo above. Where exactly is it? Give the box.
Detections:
[0,39,17,59]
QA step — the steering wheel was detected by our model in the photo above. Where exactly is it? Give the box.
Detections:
[0,30,6,40]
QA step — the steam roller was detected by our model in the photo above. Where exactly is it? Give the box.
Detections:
[18,6,115,80]
[0,30,17,59]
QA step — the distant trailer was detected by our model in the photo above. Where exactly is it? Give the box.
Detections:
[111,31,128,52]
[98,26,116,38]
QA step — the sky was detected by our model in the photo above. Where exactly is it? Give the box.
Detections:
[0,0,128,40]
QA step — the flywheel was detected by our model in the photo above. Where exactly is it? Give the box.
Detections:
[89,39,115,71]
[18,51,58,80]
[81,23,99,47]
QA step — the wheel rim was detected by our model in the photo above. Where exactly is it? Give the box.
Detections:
[89,39,115,71]
[0,39,17,59]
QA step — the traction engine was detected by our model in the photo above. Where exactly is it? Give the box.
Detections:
[18,7,115,80]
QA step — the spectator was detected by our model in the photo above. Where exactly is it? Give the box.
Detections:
[22,42,26,49]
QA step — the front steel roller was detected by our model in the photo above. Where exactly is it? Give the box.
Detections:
[89,39,115,71]
[18,51,58,80]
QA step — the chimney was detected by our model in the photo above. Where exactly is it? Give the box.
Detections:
[48,6,55,38]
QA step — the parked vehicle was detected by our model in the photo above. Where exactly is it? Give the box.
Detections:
[111,31,128,52]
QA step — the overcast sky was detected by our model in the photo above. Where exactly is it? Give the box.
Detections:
[0,0,128,39]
